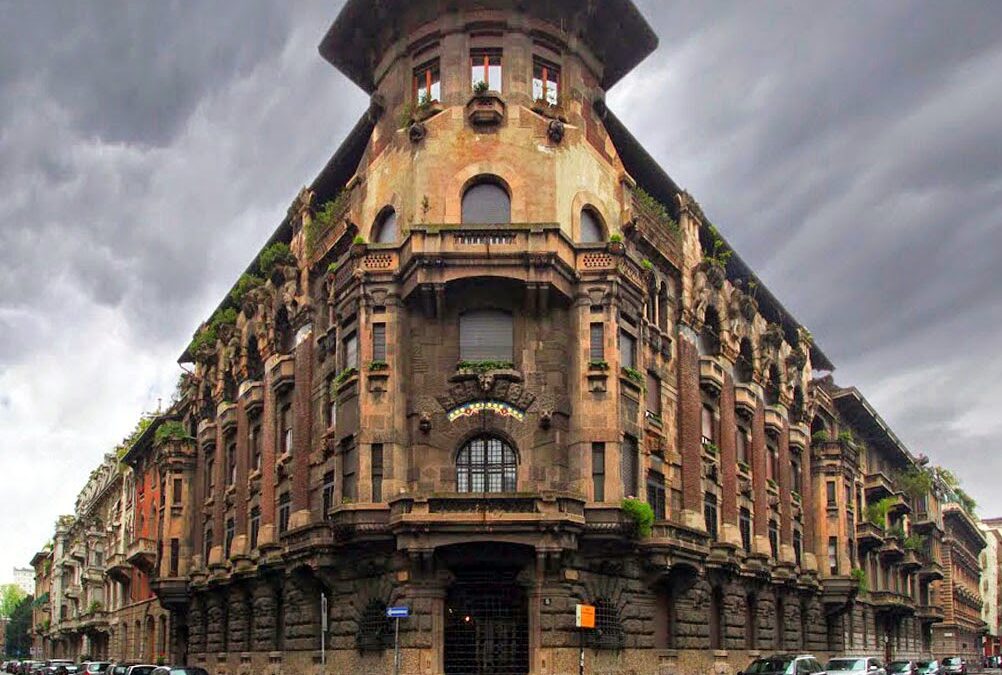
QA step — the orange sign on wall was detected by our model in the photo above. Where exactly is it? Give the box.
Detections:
[575,604,595,629]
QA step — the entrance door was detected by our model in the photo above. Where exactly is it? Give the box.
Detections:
[444,570,529,675]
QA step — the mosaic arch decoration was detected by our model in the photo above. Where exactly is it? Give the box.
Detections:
[446,400,525,423]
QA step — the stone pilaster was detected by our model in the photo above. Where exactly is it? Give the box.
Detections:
[251,581,279,651]
[676,336,703,520]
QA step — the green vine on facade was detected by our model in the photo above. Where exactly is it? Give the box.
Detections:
[621,498,654,538]
[703,225,733,268]
[457,360,514,373]
[633,186,681,240]
[308,191,350,253]
[622,366,644,385]
[230,273,264,305]
[155,420,192,445]
[259,242,296,276]
[851,568,868,593]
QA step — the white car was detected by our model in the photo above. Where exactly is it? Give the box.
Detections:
[827,657,887,675]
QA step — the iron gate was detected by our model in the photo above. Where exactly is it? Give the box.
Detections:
[444,570,529,675]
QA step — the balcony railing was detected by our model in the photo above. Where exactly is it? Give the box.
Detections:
[699,356,725,394]
[856,522,885,550]
[870,590,915,614]
[106,552,131,583]
[917,604,945,623]
[864,472,896,500]
[126,538,157,573]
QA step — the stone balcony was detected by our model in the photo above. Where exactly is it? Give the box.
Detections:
[79,609,109,630]
[864,472,896,500]
[63,583,82,600]
[788,423,809,450]
[901,549,922,572]
[126,537,157,573]
[106,552,131,583]
[699,356,725,395]
[389,492,586,553]
[879,536,905,562]
[624,187,684,270]
[82,565,105,583]
[918,559,945,581]
[734,383,758,418]
[764,405,786,435]
[917,603,945,623]
[870,590,915,615]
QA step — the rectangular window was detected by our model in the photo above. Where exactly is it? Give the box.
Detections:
[621,435,638,498]
[250,421,262,471]
[589,323,604,361]
[343,331,359,370]
[532,57,560,105]
[646,372,661,418]
[278,492,291,534]
[372,323,386,363]
[172,478,182,506]
[736,427,749,464]
[701,406,716,445]
[592,443,605,502]
[769,520,779,559]
[226,436,237,486]
[826,481,837,507]
[342,437,358,503]
[739,507,752,553]
[322,471,335,518]
[704,492,718,541]
[169,539,179,577]
[205,455,215,495]
[249,506,261,550]
[647,470,666,520]
[224,518,235,559]
[460,310,513,362]
[413,59,441,103]
[828,536,839,575]
[767,440,779,482]
[280,403,293,456]
[791,455,802,494]
[371,443,384,503]
[794,529,803,568]
[325,375,337,430]
[618,330,636,369]
[470,48,502,92]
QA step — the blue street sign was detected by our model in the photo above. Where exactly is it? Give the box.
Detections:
[386,606,410,619]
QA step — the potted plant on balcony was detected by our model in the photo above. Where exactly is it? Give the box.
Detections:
[473,80,490,97]
[351,235,367,258]
[607,232,625,255]
[466,82,505,126]
[620,498,654,538]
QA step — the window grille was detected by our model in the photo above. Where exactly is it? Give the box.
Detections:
[357,599,393,651]
[587,598,625,650]
[621,436,638,498]
[456,436,517,493]
[704,492,718,541]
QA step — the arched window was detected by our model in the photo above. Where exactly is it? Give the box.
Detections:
[372,208,398,243]
[462,178,510,224]
[203,527,213,562]
[736,338,754,383]
[459,309,513,362]
[456,436,517,493]
[580,207,604,243]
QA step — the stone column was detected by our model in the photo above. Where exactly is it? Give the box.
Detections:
[676,335,703,524]
[188,594,206,656]
[756,587,777,650]
[674,577,711,649]
[752,400,770,553]
[282,572,320,652]
[291,333,314,519]
[800,440,815,560]
[227,584,251,654]
[204,591,227,654]
[804,595,827,651]
[778,422,794,559]
[723,581,748,649]
[251,582,279,652]
[235,397,250,539]
[719,372,739,546]
[259,356,280,541]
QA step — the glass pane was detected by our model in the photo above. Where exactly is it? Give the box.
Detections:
[580,209,603,242]
[462,182,510,224]
[373,210,398,243]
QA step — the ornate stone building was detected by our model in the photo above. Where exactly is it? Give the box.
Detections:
[979,521,1001,660]
[24,1,964,674]
[932,503,987,663]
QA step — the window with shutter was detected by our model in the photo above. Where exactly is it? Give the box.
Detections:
[580,208,604,243]
[371,444,384,503]
[589,323,604,361]
[592,443,605,501]
[462,180,510,224]
[618,330,636,369]
[372,323,386,362]
[646,372,661,416]
[459,310,513,362]
[621,435,638,497]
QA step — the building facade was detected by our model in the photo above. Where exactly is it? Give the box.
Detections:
[13,567,35,598]
[980,520,1002,659]
[25,2,976,674]
[932,504,987,664]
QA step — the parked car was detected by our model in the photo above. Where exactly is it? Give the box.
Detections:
[916,661,942,675]
[888,662,919,675]
[742,654,828,675]
[108,666,155,675]
[78,664,110,675]
[16,661,38,675]
[150,668,209,675]
[41,661,77,674]
[942,658,966,675]
[827,657,887,675]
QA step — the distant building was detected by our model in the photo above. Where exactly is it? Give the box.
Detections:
[981,518,1002,659]
[12,567,34,597]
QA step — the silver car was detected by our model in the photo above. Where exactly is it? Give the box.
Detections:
[826,657,887,675]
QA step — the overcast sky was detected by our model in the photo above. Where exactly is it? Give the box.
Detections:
[1,1,1000,581]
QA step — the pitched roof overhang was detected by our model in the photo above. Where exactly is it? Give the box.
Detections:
[831,386,913,466]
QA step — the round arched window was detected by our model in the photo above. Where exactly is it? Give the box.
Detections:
[580,207,604,243]
[372,208,398,243]
[456,436,517,493]
[462,178,511,224]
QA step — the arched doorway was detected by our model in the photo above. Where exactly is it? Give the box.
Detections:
[441,543,530,675]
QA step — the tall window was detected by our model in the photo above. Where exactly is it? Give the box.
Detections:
[580,208,603,243]
[589,323,604,361]
[203,527,213,562]
[646,372,661,418]
[766,438,779,482]
[278,492,291,534]
[647,470,666,520]
[249,506,261,550]
[461,179,510,224]
[172,478,182,506]
[456,436,517,493]
[224,518,235,559]
[325,375,337,430]
[459,310,513,362]
[279,402,293,456]
[205,454,215,495]
[621,435,639,498]
[739,508,752,553]
[169,539,179,577]
[250,419,262,471]
[413,59,440,103]
[736,426,749,464]
[769,520,779,559]
[701,406,716,445]
[826,481,837,508]
[372,323,387,362]
[343,331,359,370]
[828,537,839,574]
[371,444,384,503]
[322,471,335,518]
[704,492,718,541]
[532,57,560,104]
[791,455,802,494]
[372,208,398,244]
[341,437,358,502]
[592,443,605,502]
[618,330,636,370]
[470,48,502,92]
[225,436,237,486]
[794,529,803,568]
